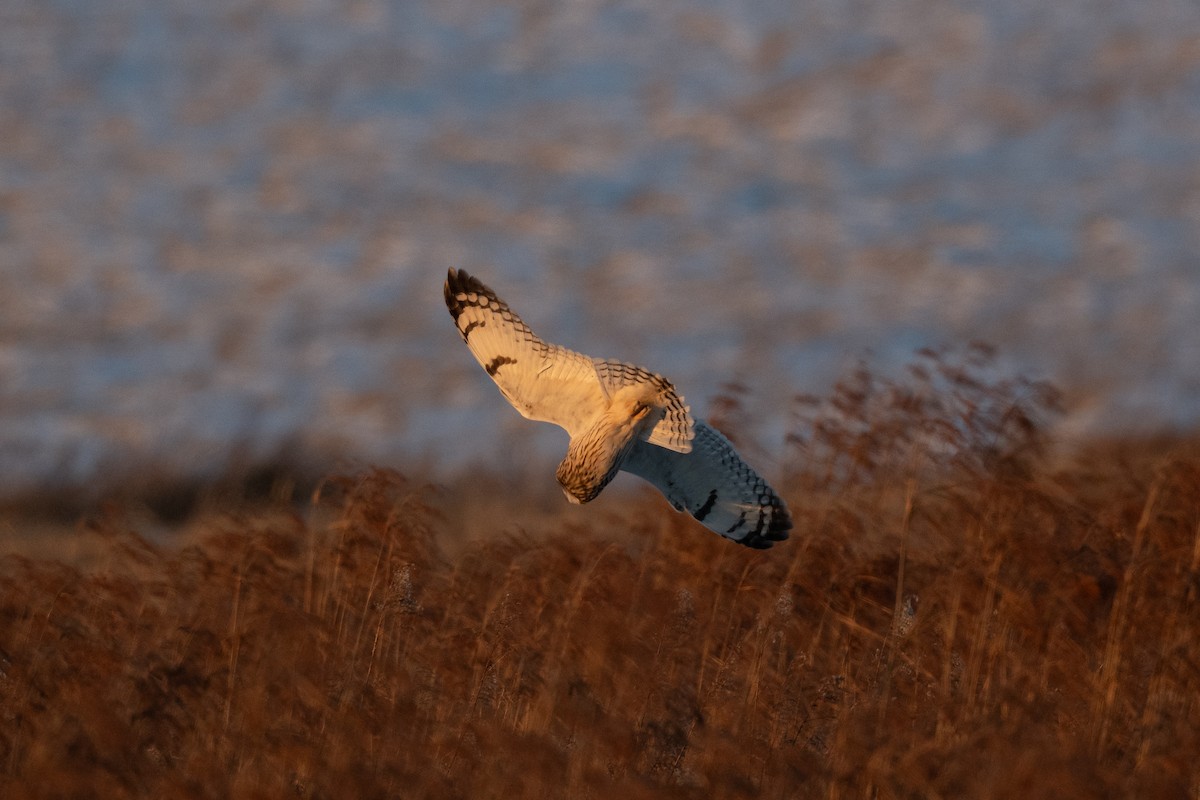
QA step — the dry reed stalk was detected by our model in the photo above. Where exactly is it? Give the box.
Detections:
[1094,481,1159,754]
[223,564,243,733]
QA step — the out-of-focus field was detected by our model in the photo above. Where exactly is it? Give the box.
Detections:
[1,355,1197,798]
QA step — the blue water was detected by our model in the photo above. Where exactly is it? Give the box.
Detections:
[1,0,1198,497]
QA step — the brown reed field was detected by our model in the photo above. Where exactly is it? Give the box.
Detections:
[1,348,1198,799]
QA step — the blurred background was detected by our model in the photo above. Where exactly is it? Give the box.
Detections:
[2,0,1198,507]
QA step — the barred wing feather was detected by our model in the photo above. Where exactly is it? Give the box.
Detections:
[621,422,791,548]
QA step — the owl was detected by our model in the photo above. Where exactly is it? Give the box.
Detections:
[444,269,790,548]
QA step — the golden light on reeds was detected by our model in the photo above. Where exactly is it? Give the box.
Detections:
[0,352,1196,798]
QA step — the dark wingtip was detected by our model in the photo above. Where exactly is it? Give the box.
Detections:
[740,499,793,549]
[444,268,481,319]
[444,268,491,307]
[444,268,457,310]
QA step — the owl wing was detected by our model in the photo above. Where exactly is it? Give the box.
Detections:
[620,421,792,548]
[445,269,693,451]
[445,269,604,436]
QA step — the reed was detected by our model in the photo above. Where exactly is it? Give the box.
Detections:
[1,351,1197,798]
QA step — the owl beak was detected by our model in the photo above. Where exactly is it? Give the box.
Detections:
[562,487,583,505]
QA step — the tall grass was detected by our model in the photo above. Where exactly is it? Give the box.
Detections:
[1,350,1197,798]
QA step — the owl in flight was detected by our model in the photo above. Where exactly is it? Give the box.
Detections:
[444,269,791,548]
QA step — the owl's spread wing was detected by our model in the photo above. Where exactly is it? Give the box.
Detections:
[444,269,693,451]
[445,269,604,437]
[620,421,792,549]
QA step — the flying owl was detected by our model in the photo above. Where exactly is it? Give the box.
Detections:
[444,269,791,548]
